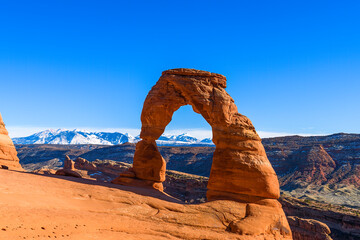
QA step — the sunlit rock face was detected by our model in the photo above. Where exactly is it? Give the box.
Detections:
[112,68,292,239]
[0,113,23,170]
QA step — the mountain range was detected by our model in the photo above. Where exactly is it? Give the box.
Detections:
[12,129,214,146]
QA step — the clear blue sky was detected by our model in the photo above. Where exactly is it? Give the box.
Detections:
[1,1,360,137]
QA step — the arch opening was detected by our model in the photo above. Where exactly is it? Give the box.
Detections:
[161,105,213,145]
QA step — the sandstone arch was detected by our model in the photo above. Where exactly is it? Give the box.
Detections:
[113,68,280,202]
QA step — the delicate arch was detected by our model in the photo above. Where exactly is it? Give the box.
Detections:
[114,68,280,201]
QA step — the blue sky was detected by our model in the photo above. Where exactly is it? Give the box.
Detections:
[1,1,360,138]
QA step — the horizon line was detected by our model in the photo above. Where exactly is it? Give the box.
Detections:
[5,126,351,140]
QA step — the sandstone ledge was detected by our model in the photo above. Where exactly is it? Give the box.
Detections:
[162,68,226,79]
[162,68,227,88]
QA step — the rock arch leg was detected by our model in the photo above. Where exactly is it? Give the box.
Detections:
[132,139,166,182]
[112,78,187,190]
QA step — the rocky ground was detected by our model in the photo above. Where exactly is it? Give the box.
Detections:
[280,196,360,240]
[0,169,291,240]
[20,156,358,240]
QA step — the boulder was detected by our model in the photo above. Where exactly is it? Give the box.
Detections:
[287,216,333,240]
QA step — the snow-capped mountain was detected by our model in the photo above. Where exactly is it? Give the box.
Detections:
[12,129,130,145]
[199,138,213,144]
[12,129,214,146]
[156,133,200,145]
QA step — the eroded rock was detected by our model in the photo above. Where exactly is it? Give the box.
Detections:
[287,216,333,240]
[55,156,83,178]
[0,113,23,170]
[114,68,280,199]
[112,68,292,239]
[33,168,57,175]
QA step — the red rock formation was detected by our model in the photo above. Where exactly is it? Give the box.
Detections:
[33,169,57,175]
[280,196,360,239]
[0,113,23,170]
[112,68,291,239]
[280,145,336,188]
[64,155,75,170]
[287,216,333,240]
[55,155,83,178]
[113,68,279,199]
[74,157,97,171]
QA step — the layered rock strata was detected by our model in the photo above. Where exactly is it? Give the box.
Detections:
[0,113,23,170]
[112,68,291,239]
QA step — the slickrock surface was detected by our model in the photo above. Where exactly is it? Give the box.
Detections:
[0,113,23,170]
[0,170,291,240]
